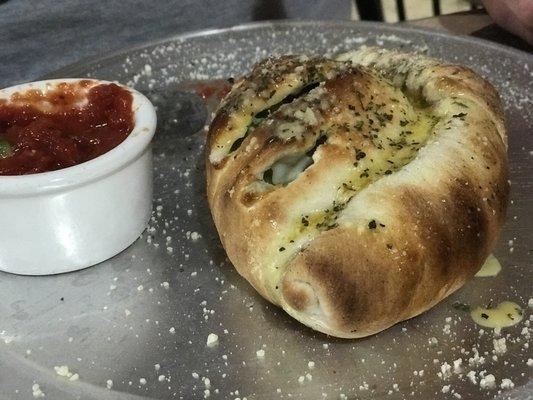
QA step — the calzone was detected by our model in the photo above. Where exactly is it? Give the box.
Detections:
[206,47,508,338]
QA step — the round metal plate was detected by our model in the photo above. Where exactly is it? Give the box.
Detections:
[1,21,532,400]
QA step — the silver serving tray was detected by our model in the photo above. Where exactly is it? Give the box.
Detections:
[1,21,531,400]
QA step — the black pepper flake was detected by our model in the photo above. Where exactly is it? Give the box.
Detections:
[301,216,309,227]
[481,313,489,319]
[386,244,393,249]
[348,104,356,111]
[279,247,285,252]
[453,101,468,108]
[507,313,515,320]
[355,150,366,160]
[384,170,392,175]
[452,112,468,118]
[368,220,377,229]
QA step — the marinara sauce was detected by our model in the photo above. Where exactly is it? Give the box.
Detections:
[194,79,231,102]
[0,81,134,175]
[181,79,231,114]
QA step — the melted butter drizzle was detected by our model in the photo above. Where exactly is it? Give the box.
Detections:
[470,301,524,328]
[282,110,437,244]
[475,254,502,277]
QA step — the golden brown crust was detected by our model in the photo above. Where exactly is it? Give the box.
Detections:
[206,48,509,338]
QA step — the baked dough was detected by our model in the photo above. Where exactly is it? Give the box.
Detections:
[206,47,508,338]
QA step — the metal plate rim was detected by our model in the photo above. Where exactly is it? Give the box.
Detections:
[44,19,532,81]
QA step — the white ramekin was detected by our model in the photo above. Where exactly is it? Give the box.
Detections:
[0,79,157,275]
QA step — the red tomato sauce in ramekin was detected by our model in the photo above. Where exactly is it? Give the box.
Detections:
[0,81,134,175]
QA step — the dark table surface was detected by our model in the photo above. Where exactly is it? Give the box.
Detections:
[1,1,530,88]
[0,0,352,88]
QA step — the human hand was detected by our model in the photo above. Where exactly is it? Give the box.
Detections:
[482,0,533,44]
